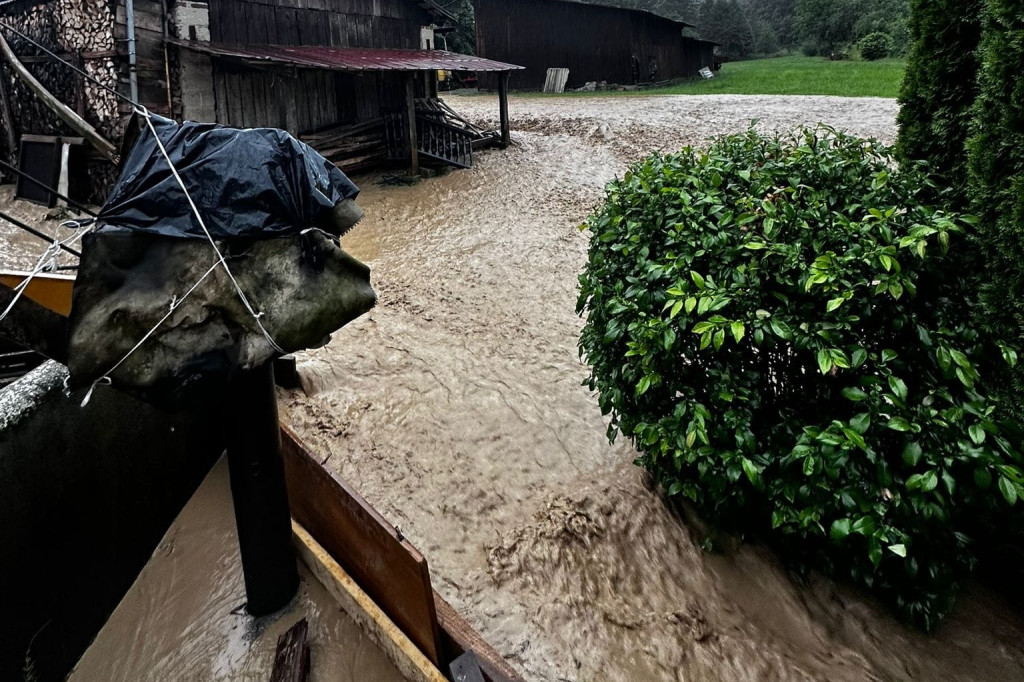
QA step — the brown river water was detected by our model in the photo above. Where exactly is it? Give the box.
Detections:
[3,94,1024,681]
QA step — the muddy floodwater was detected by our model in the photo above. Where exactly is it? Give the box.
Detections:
[280,94,1024,682]
[68,457,403,682]
[2,94,1023,681]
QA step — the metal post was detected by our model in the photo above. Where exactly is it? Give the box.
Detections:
[225,363,299,616]
[498,71,510,149]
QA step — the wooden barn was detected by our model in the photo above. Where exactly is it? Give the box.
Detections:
[0,0,522,201]
[473,0,716,90]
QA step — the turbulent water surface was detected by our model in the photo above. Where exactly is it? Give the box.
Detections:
[3,94,1023,682]
[280,94,1024,682]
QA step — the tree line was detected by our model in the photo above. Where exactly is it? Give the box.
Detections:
[632,0,911,59]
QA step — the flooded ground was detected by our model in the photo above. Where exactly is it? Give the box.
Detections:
[3,93,1023,681]
[68,457,404,682]
[279,94,1024,682]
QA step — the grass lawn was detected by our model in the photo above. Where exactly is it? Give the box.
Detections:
[540,55,906,99]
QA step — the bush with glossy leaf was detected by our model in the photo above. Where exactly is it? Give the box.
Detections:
[577,127,1024,630]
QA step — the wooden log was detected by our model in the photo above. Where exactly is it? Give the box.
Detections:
[404,73,418,176]
[270,619,311,682]
[0,31,117,160]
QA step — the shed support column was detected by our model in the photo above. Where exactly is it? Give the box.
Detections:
[225,363,299,616]
[405,73,418,176]
[498,71,510,149]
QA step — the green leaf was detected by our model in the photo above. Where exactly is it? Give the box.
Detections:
[975,467,992,489]
[685,297,697,314]
[741,457,759,485]
[670,300,683,319]
[690,271,706,289]
[999,476,1018,506]
[668,481,682,496]
[902,442,922,467]
[817,348,833,374]
[851,348,868,368]
[731,321,745,343]
[850,412,871,435]
[969,424,986,446]
[921,470,938,492]
[888,544,907,558]
[744,241,767,250]
[826,297,845,312]
[830,518,852,541]
[842,387,868,402]
[637,376,651,396]
[713,328,726,351]
[888,376,908,402]
[887,417,911,432]
[881,349,898,363]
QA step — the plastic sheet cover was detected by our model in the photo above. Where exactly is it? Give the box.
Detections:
[96,115,359,239]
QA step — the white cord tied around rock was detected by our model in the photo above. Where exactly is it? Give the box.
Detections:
[80,107,286,405]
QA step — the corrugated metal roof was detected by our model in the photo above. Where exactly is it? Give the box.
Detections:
[170,40,523,72]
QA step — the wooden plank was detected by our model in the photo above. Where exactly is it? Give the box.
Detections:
[270,619,311,682]
[293,522,448,682]
[0,282,69,362]
[280,425,442,665]
[433,594,527,682]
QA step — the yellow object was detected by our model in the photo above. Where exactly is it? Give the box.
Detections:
[0,271,75,317]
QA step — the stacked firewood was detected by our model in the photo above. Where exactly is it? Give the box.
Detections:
[2,0,122,201]
[300,119,387,174]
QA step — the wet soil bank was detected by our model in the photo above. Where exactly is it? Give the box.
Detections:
[281,94,1024,681]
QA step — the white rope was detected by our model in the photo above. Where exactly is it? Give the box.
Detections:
[79,108,286,402]
[80,258,221,406]
[138,109,285,354]
[0,219,86,324]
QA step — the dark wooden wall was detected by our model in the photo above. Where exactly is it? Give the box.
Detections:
[206,0,432,133]
[114,0,172,115]
[474,0,714,90]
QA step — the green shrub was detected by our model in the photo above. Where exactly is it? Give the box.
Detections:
[858,32,890,60]
[577,127,1024,630]
[968,0,1024,414]
[896,0,984,205]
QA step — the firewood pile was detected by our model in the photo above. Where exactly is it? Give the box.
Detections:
[300,119,387,174]
[1,0,122,202]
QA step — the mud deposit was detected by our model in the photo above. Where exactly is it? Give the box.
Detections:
[68,458,403,682]
[280,94,1024,682]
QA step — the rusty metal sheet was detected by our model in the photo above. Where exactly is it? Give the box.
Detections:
[170,39,524,72]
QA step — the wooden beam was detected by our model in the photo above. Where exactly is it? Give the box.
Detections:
[270,619,311,682]
[497,71,510,149]
[405,72,418,176]
[280,424,443,665]
[0,283,69,362]
[434,594,527,682]
[293,522,448,682]
[0,32,117,161]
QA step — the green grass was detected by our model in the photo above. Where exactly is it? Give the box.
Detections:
[543,55,906,99]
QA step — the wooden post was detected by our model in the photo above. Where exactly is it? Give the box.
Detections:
[405,72,418,176]
[225,363,299,617]
[497,71,510,149]
[0,65,16,163]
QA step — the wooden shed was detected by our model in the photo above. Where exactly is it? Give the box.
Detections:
[0,0,522,200]
[473,0,715,90]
